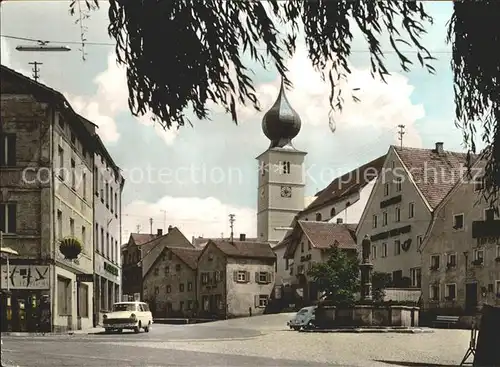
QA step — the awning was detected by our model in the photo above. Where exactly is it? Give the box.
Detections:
[0,247,19,255]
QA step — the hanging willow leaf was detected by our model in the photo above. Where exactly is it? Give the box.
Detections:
[448,0,500,207]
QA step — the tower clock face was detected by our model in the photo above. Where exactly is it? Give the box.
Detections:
[281,186,292,198]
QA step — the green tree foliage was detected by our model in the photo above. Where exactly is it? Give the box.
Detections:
[71,0,499,204]
[307,245,359,306]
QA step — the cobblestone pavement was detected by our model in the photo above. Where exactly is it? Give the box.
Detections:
[2,314,472,366]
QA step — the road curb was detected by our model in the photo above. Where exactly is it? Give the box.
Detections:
[298,328,434,334]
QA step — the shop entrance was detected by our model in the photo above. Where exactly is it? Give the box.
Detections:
[0,290,48,332]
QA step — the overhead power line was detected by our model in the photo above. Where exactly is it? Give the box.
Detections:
[0,34,454,54]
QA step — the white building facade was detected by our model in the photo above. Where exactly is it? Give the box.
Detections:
[93,136,124,324]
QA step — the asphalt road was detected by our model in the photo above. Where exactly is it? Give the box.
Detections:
[1,318,346,367]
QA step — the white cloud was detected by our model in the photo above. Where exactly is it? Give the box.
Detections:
[220,46,425,148]
[65,52,178,145]
[121,196,256,244]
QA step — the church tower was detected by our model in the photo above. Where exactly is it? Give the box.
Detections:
[256,79,307,243]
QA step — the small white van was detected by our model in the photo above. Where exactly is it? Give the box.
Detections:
[287,306,317,330]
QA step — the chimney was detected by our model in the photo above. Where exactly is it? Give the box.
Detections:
[168,225,173,233]
[239,233,246,241]
[336,218,343,224]
[157,228,163,236]
[435,142,444,154]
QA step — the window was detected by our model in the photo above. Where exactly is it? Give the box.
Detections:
[166,285,171,293]
[395,207,401,222]
[175,264,181,272]
[447,253,457,267]
[417,235,423,247]
[94,167,99,195]
[100,227,104,254]
[110,187,114,212]
[201,272,209,284]
[497,245,500,259]
[77,283,88,318]
[187,300,193,310]
[394,240,401,255]
[179,301,184,310]
[188,282,193,291]
[315,213,322,221]
[395,177,402,192]
[256,295,269,308]
[473,249,484,264]
[114,192,118,214]
[95,223,99,252]
[71,159,76,189]
[69,218,75,237]
[154,286,159,295]
[260,161,266,176]
[408,202,415,218]
[496,280,500,296]
[235,270,248,283]
[82,172,87,199]
[410,267,421,288]
[382,212,388,226]
[384,183,389,196]
[382,243,387,257]
[301,241,304,253]
[214,271,221,283]
[179,283,185,292]
[453,214,464,230]
[164,266,170,275]
[430,283,440,301]
[430,255,440,270]
[0,203,17,234]
[257,272,270,283]
[372,215,378,228]
[330,207,336,217]
[106,233,110,258]
[56,210,63,239]
[280,161,291,174]
[0,134,16,166]
[81,226,86,249]
[58,146,64,179]
[105,183,109,207]
[445,284,456,300]
[372,245,377,259]
[474,177,484,191]
[57,276,71,315]
[485,208,496,221]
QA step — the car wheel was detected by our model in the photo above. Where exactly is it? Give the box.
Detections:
[104,328,111,334]
[144,322,151,333]
[134,322,141,333]
[116,329,123,333]
[292,326,300,331]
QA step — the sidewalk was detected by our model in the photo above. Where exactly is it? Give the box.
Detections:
[1,326,105,337]
[299,327,434,334]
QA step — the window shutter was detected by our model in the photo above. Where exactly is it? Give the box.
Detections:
[245,271,250,282]
[0,137,5,165]
[8,135,16,166]
[254,295,259,307]
[7,204,16,233]
[268,272,274,283]
[0,204,5,232]
[255,272,259,283]
[233,271,238,282]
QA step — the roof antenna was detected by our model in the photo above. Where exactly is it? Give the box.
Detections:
[397,124,405,149]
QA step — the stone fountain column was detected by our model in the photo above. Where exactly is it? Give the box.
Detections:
[360,235,374,302]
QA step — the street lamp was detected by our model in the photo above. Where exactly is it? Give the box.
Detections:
[1,231,19,292]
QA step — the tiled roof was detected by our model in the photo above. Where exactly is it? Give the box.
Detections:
[131,233,157,246]
[298,221,357,250]
[394,146,476,209]
[303,155,386,214]
[169,247,202,270]
[193,237,257,248]
[209,240,276,259]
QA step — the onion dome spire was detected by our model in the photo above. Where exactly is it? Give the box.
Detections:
[261,77,302,149]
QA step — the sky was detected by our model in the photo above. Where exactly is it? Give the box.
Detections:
[0,1,474,243]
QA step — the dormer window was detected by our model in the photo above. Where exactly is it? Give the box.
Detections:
[315,213,322,221]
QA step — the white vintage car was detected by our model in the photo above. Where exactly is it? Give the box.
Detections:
[102,301,153,333]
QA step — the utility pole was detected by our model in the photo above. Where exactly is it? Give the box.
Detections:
[229,214,235,243]
[149,218,153,235]
[29,61,42,82]
[397,124,405,149]
[136,225,141,233]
